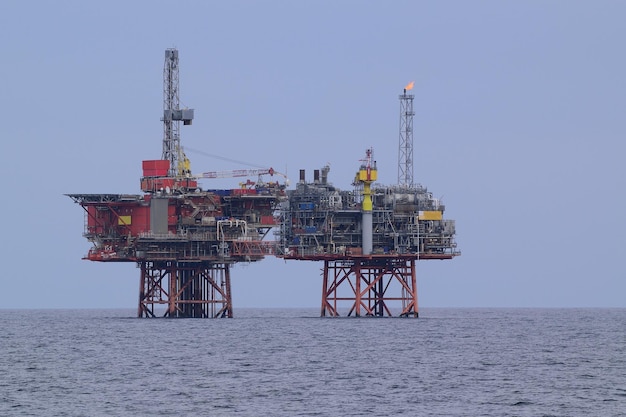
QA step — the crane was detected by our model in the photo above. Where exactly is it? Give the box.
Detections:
[198,167,289,189]
[160,49,287,189]
[199,168,277,179]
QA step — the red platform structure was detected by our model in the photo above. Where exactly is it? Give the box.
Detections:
[67,187,282,317]
[67,49,285,318]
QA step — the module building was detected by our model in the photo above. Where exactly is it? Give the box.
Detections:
[279,166,456,259]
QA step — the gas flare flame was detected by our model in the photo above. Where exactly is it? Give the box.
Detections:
[405,81,414,91]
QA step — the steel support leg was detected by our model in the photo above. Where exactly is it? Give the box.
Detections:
[321,258,419,317]
[138,261,233,318]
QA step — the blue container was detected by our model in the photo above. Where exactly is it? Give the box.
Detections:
[206,189,232,196]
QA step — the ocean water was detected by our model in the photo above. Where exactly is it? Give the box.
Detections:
[1,308,624,417]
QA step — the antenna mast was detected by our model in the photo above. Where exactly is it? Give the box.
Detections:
[398,81,415,187]
[162,48,193,177]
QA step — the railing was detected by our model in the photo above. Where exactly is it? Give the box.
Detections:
[230,240,277,256]
[137,232,187,240]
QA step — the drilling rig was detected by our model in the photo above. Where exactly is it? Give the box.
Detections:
[276,82,459,317]
[67,49,286,318]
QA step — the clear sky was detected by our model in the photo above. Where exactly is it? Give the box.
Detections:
[1,1,624,309]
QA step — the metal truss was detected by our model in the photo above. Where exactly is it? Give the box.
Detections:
[398,91,415,187]
[138,261,232,318]
[321,257,418,317]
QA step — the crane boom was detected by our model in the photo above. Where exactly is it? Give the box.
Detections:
[199,168,277,179]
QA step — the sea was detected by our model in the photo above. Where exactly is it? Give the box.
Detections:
[1,308,624,417]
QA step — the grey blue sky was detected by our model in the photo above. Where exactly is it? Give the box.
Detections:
[1,1,624,309]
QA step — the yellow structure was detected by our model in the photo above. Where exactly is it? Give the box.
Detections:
[355,148,377,211]
[118,215,132,225]
[418,210,443,221]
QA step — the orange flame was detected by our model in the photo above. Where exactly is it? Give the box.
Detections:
[405,81,415,91]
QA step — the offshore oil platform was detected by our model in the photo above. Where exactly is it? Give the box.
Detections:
[67,49,459,318]
[276,82,458,317]
[67,49,286,318]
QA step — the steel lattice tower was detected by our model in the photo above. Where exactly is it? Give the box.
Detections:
[398,83,415,187]
[162,48,193,177]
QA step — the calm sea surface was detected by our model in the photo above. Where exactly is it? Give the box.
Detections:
[1,308,624,416]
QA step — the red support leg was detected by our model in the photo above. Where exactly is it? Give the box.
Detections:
[320,257,419,317]
[137,261,233,318]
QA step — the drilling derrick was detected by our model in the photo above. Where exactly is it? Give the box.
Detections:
[276,85,459,317]
[67,49,286,318]
[162,48,194,177]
